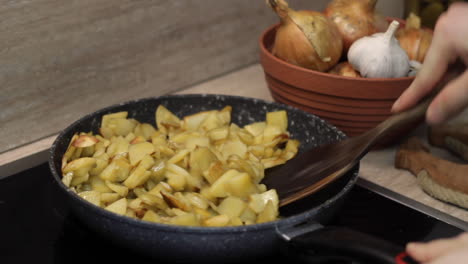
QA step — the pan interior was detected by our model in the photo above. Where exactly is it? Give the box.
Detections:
[49,94,358,225]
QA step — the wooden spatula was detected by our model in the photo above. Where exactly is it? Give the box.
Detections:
[263,62,465,207]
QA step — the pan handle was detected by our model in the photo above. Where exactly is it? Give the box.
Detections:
[276,223,418,264]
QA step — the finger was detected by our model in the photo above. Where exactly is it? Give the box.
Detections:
[406,233,468,262]
[428,243,468,264]
[427,69,468,124]
[392,13,455,113]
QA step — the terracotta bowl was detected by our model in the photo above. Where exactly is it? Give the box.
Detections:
[259,22,419,147]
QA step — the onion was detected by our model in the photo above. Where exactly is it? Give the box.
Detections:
[323,0,389,54]
[396,13,433,63]
[267,0,343,72]
[328,62,361,78]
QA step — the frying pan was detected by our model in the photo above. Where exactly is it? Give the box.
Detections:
[49,94,410,264]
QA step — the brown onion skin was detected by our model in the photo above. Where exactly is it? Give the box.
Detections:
[328,61,361,78]
[324,0,388,54]
[396,27,433,63]
[272,10,343,72]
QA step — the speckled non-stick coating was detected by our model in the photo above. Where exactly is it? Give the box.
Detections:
[49,94,359,263]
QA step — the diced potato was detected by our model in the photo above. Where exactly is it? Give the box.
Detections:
[262,124,283,145]
[139,193,168,210]
[105,181,129,197]
[266,110,288,132]
[185,136,210,150]
[99,155,132,182]
[106,136,129,157]
[161,191,191,212]
[171,131,200,144]
[92,140,108,157]
[130,135,145,144]
[217,196,246,218]
[105,198,127,215]
[169,213,199,226]
[62,172,73,187]
[108,118,137,137]
[142,210,161,223]
[184,192,209,210]
[89,175,112,192]
[183,111,213,131]
[100,192,121,204]
[240,206,257,224]
[220,139,247,160]
[167,149,190,164]
[202,161,225,185]
[100,127,114,139]
[89,154,109,176]
[128,198,145,211]
[126,208,137,219]
[101,111,128,128]
[148,182,172,197]
[248,190,279,214]
[261,157,286,169]
[189,147,218,178]
[140,155,155,170]
[63,157,96,174]
[155,105,181,133]
[227,155,264,183]
[226,172,258,198]
[62,134,79,168]
[73,135,99,148]
[207,126,229,142]
[208,169,241,198]
[244,122,266,137]
[150,160,166,182]
[230,217,243,226]
[134,123,157,140]
[256,200,278,224]
[193,207,213,220]
[128,142,155,166]
[203,214,230,227]
[217,106,232,125]
[237,130,254,145]
[78,190,101,206]
[165,171,186,191]
[199,112,222,131]
[63,157,96,186]
[124,166,151,189]
[166,163,201,190]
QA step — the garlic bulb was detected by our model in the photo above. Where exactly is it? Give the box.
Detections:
[348,20,410,78]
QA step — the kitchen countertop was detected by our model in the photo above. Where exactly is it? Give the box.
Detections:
[1,63,467,223]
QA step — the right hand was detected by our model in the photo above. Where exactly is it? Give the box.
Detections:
[406,232,468,264]
[391,3,468,125]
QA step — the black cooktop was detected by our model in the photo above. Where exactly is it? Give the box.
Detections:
[0,163,465,264]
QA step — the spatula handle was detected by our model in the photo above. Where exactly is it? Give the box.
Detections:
[374,61,466,139]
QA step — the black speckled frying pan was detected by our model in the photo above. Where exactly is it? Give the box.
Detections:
[49,94,410,264]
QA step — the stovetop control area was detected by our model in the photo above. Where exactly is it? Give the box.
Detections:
[0,163,465,264]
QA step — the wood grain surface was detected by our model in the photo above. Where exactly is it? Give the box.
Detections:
[0,0,312,153]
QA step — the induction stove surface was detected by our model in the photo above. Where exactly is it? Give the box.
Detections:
[0,163,465,264]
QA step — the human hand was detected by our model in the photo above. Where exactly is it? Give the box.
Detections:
[391,3,468,125]
[406,232,468,264]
